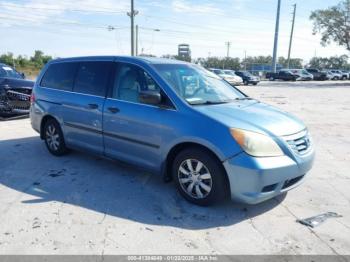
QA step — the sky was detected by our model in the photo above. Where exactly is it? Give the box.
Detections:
[0,0,347,63]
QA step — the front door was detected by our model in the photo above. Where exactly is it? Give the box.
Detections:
[103,62,174,171]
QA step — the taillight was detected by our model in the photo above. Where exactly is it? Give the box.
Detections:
[30,93,35,103]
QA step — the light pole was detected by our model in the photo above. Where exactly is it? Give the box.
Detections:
[272,0,281,73]
[287,4,297,68]
[127,0,138,56]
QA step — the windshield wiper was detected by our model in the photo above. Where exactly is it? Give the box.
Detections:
[234,97,254,101]
[189,100,230,105]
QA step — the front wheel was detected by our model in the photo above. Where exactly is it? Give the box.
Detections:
[44,118,69,156]
[172,148,228,206]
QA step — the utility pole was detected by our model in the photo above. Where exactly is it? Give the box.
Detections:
[225,41,231,57]
[272,0,281,73]
[127,0,138,56]
[287,4,297,68]
[135,25,138,56]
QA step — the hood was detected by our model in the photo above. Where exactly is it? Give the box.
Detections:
[0,77,34,90]
[194,100,305,137]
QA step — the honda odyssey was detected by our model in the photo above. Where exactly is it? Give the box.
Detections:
[30,56,315,206]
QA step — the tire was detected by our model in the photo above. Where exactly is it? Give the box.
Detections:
[172,148,228,206]
[253,83,258,86]
[43,118,68,156]
[244,80,249,86]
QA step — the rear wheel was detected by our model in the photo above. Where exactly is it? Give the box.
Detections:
[43,118,68,156]
[172,148,228,206]
[244,80,249,85]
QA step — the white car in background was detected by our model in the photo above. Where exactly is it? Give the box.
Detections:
[289,69,314,81]
[209,68,243,86]
[341,70,350,79]
[328,70,342,80]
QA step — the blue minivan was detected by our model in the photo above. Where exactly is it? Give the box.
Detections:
[30,56,315,206]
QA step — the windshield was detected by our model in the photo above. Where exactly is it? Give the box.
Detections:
[0,65,23,79]
[153,64,245,105]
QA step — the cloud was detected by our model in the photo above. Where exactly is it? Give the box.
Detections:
[0,0,130,27]
[171,0,224,15]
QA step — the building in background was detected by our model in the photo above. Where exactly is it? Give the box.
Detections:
[178,44,191,61]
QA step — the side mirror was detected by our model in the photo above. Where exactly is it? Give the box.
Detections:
[20,72,26,79]
[139,90,161,105]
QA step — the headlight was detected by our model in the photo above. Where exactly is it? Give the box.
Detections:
[230,128,284,157]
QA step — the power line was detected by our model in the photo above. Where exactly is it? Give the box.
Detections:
[0,3,128,14]
[0,15,128,30]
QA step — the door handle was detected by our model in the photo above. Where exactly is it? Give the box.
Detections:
[87,103,98,109]
[107,107,120,113]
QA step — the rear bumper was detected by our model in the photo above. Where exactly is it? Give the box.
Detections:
[223,149,315,204]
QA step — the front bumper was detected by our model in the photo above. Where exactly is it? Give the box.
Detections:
[227,80,243,86]
[223,149,315,204]
[0,90,31,115]
[248,79,260,84]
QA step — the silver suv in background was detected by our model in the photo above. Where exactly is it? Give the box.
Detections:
[208,68,243,86]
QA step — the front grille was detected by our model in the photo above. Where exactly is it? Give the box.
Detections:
[284,130,312,155]
[7,90,31,101]
[11,88,32,95]
[6,90,31,111]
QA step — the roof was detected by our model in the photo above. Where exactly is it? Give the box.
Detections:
[49,56,189,65]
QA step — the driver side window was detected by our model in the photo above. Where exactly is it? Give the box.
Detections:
[111,63,160,103]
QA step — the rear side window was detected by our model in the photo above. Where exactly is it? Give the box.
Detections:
[40,62,78,91]
[73,62,112,96]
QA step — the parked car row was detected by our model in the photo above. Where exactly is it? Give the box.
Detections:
[266,68,350,81]
[0,63,34,117]
[208,68,260,86]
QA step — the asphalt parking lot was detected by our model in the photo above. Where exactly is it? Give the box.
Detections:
[0,80,350,255]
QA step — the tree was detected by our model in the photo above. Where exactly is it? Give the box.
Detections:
[0,52,15,67]
[242,55,273,65]
[195,57,241,70]
[30,50,52,67]
[278,57,303,68]
[310,0,350,51]
[308,55,349,69]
